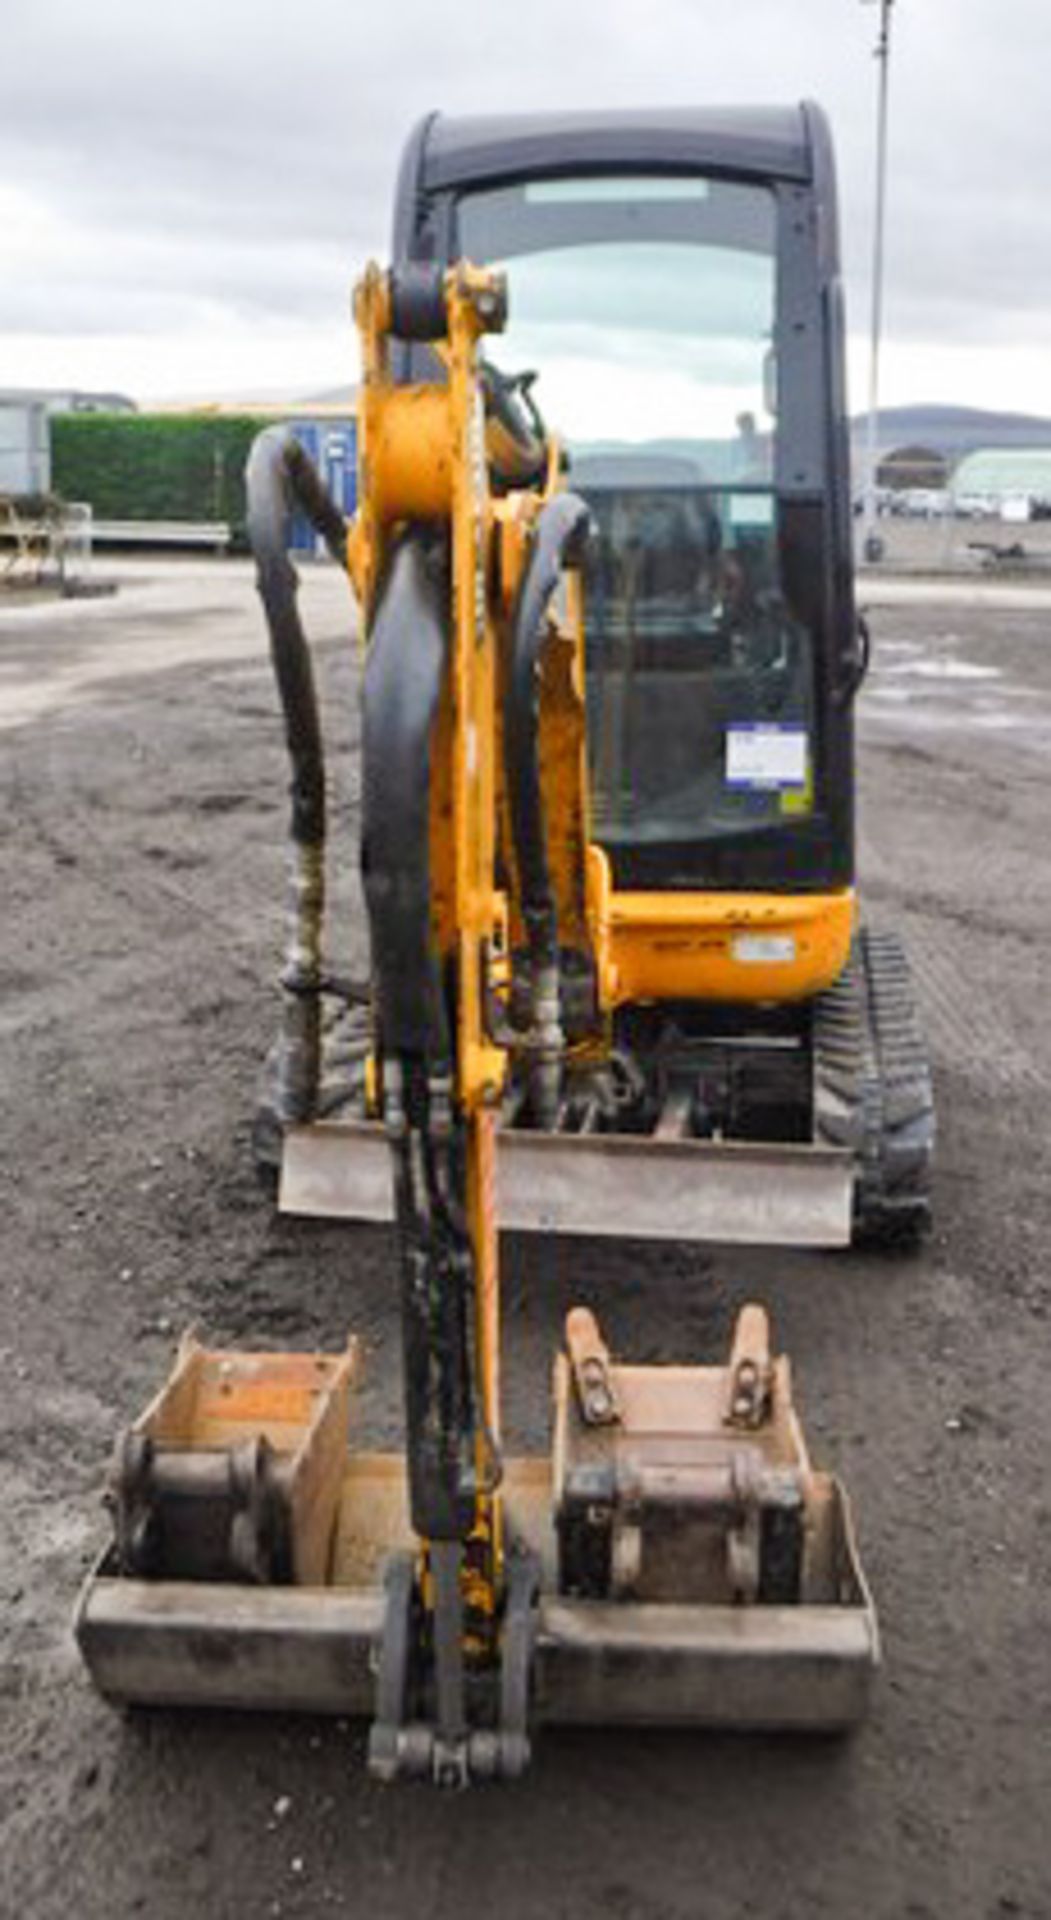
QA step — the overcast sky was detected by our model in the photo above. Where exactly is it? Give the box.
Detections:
[1,0,1047,415]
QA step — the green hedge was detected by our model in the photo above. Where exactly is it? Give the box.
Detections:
[51,412,267,530]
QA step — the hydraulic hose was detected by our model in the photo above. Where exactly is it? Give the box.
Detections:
[505,491,592,1126]
[245,426,349,1125]
[362,527,484,1540]
[361,528,451,1062]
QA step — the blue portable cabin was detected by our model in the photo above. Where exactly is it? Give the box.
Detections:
[283,413,357,553]
[205,400,357,554]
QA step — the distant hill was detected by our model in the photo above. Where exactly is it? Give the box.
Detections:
[294,396,1051,458]
[850,405,1051,458]
[146,391,1051,465]
[302,399,1051,454]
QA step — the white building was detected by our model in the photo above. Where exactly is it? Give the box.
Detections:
[0,388,136,500]
[0,398,50,496]
[950,448,1051,521]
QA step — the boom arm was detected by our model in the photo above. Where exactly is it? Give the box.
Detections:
[350,260,592,1771]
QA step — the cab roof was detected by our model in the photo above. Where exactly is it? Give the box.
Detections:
[416,106,814,194]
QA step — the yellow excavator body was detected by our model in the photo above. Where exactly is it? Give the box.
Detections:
[76,242,888,1781]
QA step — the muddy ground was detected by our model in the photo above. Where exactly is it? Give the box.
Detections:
[1,559,1048,1919]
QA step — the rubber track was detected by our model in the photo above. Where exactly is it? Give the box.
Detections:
[814,928,935,1246]
[253,999,371,1175]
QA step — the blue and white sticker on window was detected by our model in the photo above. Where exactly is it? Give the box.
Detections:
[725,724,808,791]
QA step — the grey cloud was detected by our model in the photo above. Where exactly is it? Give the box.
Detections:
[1,0,1049,371]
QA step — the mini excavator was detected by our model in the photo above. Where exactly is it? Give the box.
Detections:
[77,106,933,1782]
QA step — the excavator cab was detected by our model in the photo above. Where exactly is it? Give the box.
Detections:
[397,109,859,896]
[76,107,933,1784]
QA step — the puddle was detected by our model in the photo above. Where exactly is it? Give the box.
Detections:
[864,699,1051,749]
[882,658,1001,682]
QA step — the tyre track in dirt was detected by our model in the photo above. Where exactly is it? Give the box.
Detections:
[858,606,1051,1103]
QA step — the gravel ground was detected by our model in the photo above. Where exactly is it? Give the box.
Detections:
[1,559,1048,1919]
[857,512,1051,576]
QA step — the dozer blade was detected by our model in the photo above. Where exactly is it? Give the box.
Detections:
[77,1308,877,1763]
[279,1119,855,1248]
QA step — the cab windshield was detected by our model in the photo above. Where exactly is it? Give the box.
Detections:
[456,176,815,850]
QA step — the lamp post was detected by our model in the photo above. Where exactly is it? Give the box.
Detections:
[861,0,895,563]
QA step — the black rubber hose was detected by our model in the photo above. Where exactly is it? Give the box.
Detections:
[505,492,592,966]
[505,492,592,1128]
[392,1056,478,1540]
[246,426,348,846]
[361,529,478,1539]
[245,427,349,1122]
[361,527,451,1060]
